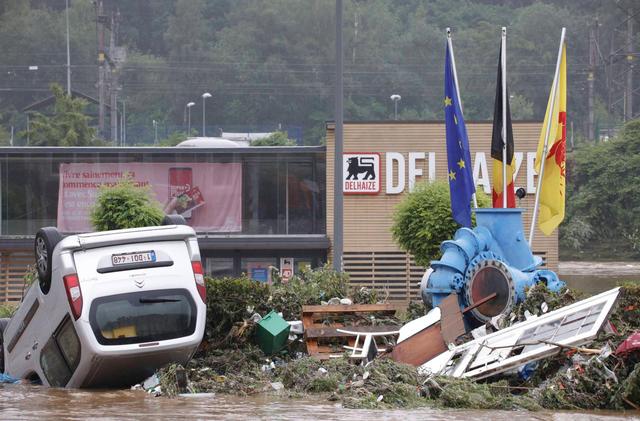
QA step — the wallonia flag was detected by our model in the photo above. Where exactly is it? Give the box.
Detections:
[490,44,516,208]
[535,41,567,235]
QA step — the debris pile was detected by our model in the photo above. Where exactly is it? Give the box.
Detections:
[428,377,541,411]
[149,265,640,411]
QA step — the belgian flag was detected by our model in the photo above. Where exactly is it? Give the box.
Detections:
[491,44,516,208]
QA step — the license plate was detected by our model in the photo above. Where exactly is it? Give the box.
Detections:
[111,251,156,266]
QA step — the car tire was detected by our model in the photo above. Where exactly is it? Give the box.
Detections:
[0,318,7,373]
[162,214,187,226]
[34,227,63,294]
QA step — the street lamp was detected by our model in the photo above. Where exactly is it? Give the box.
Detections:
[202,92,212,136]
[390,94,401,120]
[152,119,158,145]
[186,102,195,136]
[120,100,126,146]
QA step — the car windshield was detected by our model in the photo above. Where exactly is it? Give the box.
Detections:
[89,289,196,345]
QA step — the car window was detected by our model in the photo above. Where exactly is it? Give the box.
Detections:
[90,289,196,345]
[40,338,71,387]
[39,316,81,387]
[56,317,81,369]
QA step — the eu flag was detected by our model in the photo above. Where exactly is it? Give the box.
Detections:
[444,41,475,227]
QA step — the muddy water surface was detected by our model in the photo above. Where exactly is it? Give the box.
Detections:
[559,261,640,294]
[0,384,636,420]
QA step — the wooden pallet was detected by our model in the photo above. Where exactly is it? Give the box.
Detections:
[301,304,398,359]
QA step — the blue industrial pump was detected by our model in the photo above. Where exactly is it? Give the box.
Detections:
[420,208,565,327]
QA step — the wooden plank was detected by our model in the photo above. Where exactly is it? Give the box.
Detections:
[305,325,401,339]
[389,323,448,367]
[302,304,397,314]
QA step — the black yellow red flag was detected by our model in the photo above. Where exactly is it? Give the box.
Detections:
[490,44,516,208]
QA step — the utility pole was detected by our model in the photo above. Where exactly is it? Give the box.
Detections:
[625,8,634,121]
[109,10,118,144]
[97,0,106,137]
[588,19,596,141]
[333,0,344,272]
[65,0,71,96]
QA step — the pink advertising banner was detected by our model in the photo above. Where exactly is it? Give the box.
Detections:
[57,162,242,233]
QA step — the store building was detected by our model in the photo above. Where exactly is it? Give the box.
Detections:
[0,145,327,301]
[325,121,558,302]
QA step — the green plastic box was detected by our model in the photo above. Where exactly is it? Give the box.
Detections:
[255,311,291,355]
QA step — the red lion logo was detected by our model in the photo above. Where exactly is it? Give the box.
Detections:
[546,111,566,177]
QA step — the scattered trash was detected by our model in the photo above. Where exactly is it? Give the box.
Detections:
[0,373,20,384]
[287,320,304,335]
[340,298,353,305]
[270,381,285,391]
[143,374,160,390]
[317,367,328,375]
[178,392,215,398]
[615,331,640,356]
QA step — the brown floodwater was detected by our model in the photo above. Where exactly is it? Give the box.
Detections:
[1,261,639,420]
[559,261,640,295]
[0,384,637,420]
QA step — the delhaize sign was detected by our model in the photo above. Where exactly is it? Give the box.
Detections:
[353,151,540,196]
[57,162,242,232]
[342,153,380,194]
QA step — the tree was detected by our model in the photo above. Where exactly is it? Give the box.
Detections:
[23,84,97,146]
[0,125,11,146]
[563,119,640,255]
[391,180,491,266]
[159,131,189,146]
[251,131,297,146]
[90,179,164,231]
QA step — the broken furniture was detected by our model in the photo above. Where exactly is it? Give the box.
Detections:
[301,304,397,359]
[388,293,497,367]
[336,327,400,361]
[420,287,620,380]
[422,208,565,327]
[389,294,465,366]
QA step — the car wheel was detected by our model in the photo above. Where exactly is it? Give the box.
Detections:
[0,329,4,373]
[34,227,63,294]
[0,318,7,373]
[162,214,187,226]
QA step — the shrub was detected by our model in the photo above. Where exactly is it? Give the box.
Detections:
[391,180,490,266]
[89,179,164,231]
[250,131,297,146]
[269,265,351,319]
[204,276,270,345]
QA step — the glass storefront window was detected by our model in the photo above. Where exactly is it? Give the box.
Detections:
[241,257,277,283]
[206,257,234,278]
[0,149,325,236]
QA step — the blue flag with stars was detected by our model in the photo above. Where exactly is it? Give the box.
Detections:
[444,41,475,227]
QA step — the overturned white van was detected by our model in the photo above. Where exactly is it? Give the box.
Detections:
[0,219,206,388]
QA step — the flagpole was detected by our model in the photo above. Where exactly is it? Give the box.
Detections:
[501,27,508,208]
[447,27,478,209]
[529,27,566,246]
